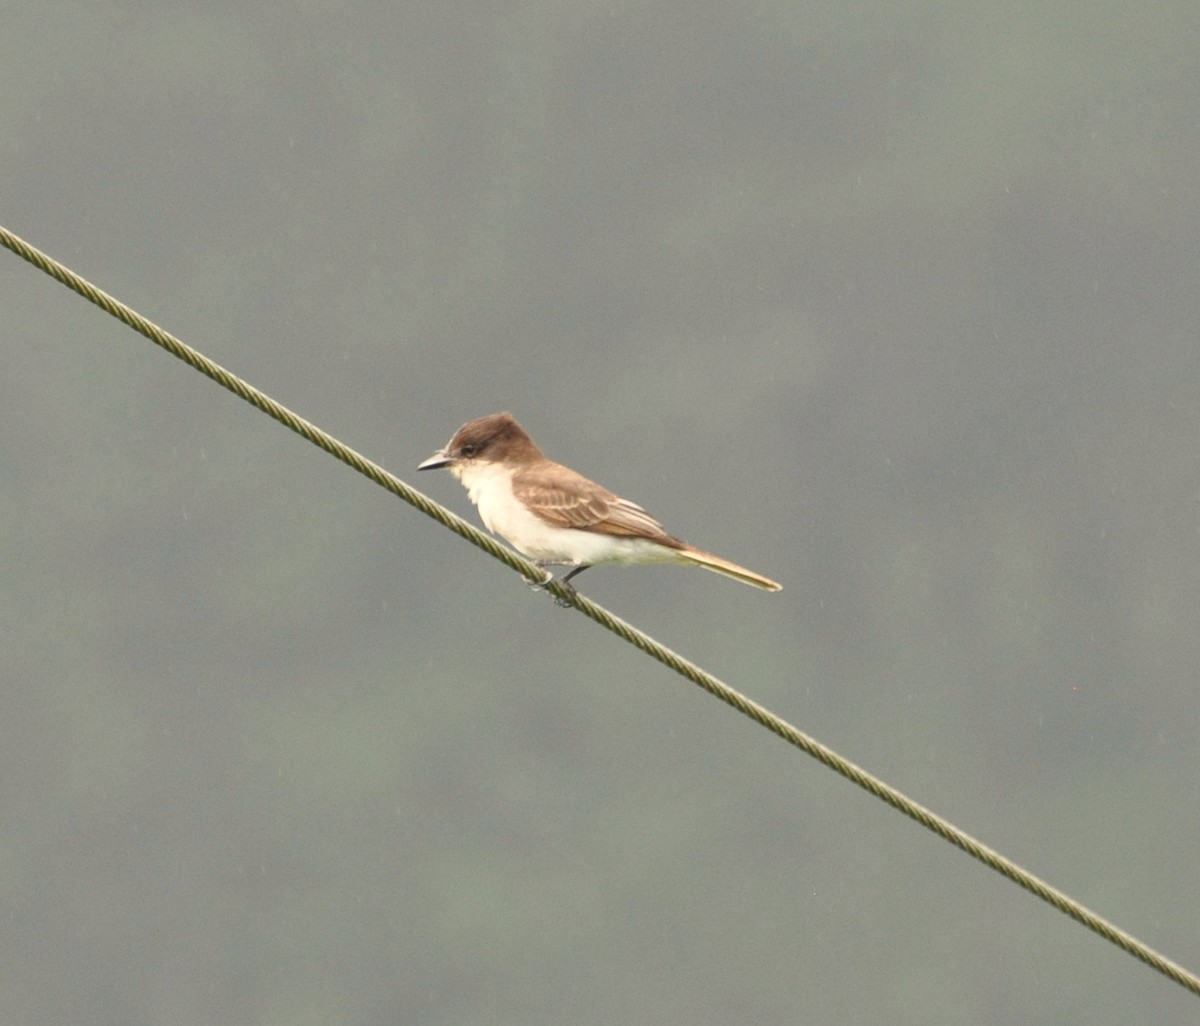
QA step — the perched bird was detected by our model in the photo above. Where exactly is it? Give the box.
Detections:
[418,412,781,596]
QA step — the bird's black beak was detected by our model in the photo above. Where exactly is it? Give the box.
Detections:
[417,450,453,471]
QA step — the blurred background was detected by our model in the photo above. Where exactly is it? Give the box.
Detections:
[3,3,1198,1023]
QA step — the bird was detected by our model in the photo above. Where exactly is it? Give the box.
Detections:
[418,412,781,598]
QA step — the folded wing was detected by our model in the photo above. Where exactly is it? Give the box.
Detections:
[512,462,683,545]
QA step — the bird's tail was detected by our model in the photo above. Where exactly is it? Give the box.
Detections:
[679,546,782,592]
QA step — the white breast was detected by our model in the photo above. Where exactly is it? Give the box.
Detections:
[458,462,553,555]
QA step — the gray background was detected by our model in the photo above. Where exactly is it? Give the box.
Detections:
[4,3,1198,1023]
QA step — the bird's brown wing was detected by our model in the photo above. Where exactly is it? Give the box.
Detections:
[512,461,678,542]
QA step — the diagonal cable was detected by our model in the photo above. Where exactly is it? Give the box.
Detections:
[3,222,1198,998]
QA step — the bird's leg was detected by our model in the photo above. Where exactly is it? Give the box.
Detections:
[560,565,590,586]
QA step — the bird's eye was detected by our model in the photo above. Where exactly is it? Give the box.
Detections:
[459,444,478,458]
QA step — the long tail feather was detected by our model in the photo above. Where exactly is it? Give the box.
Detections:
[680,547,782,591]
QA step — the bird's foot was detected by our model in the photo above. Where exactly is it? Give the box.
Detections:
[529,563,585,608]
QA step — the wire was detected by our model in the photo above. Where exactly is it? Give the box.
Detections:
[3,222,1197,998]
